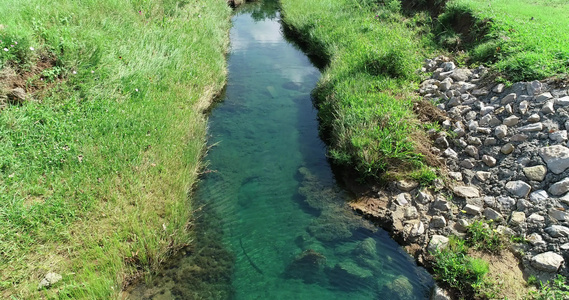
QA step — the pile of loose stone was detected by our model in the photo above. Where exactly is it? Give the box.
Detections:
[351,55,569,287]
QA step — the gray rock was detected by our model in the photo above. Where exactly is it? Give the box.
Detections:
[431,284,452,300]
[501,93,517,105]
[428,235,450,253]
[431,216,447,229]
[528,213,545,223]
[467,136,482,146]
[519,123,543,132]
[463,204,482,215]
[460,159,475,169]
[451,69,472,81]
[453,186,480,198]
[527,233,546,246]
[395,193,410,206]
[404,206,419,219]
[517,199,533,211]
[455,219,469,233]
[435,136,450,149]
[530,190,549,202]
[509,211,526,226]
[38,272,62,290]
[443,148,458,160]
[539,145,569,174]
[550,209,569,222]
[417,190,433,204]
[495,125,508,139]
[542,101,555,114]
[492,84,505,93]
[482,155,497,167]
[505,103,513,114]
[536,92,553,102]
[484,137,498,146]
[481,105,495,116]
[465,145,479,158]
[556,96,569,106]
[501,143,515,155]
[527,80,542,95]
[483,207,503,222]
[531,252,564,273]
[397,180,419,192]
[519,101,529,114]
[503,115,519,126]
[523,165,547,182]
[448,171,463,181]
[545,225,569,237]
[497,225,516,236]
[433,198,451,211]
[511,134,528,142]
[550,130,568,142]
[528,113,541,123]
[549,178,569,196]
[441,62,455,72]
[475,171,491,182]
[497,196,516,209]
[467,120,479,132]
[477,127,491,134]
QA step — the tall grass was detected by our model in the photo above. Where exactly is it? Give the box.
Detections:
[0,0,231,298]
[281,0,436,180]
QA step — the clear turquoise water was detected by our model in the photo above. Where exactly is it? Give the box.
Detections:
[128,2,433,299]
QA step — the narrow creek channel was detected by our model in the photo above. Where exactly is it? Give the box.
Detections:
[128,1,433,299]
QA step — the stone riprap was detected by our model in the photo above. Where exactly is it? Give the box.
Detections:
[350,56,569,285]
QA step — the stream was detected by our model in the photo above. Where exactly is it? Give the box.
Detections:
[128,1,433,299]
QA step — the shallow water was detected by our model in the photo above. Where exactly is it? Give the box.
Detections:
[128,2,433,299]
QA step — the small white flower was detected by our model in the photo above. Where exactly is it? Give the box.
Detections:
[3,48,8,52]
[72,70,77,74]
[29,47,34,51]
[91,70,94,73]
[14,41,17,45]
[135,88,139,92]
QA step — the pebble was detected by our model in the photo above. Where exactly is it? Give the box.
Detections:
[501,143,515,155]
[528,113,541,122]
[482,155,497,167]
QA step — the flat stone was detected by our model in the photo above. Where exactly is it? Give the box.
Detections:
[482,155,497,167]
[506,181,531,197]
[459,159,475,169]
[511,134,528,142]
[430,216,447,228]
[550,130,568,143]
[549,178,569,196]
[545,225,569,237]
[484,137,497,146]
[416,190,433,204]
[473,89,489,96]
[467,136,482,146]
[453,186,480,198]
[542,101,555,114]
[530,190,549,202]
[527,233,546,246]
[463,204,482,215]
[428,235,450,253]
[433,198,451,211]
[38,272,62,290]
[519,123,543,132]
[509,211,526,226]
[397,180,419,192]
[481,105,494,116]
[536,92,553,102]
[523,165,547,182]
[501,93,517,105]
[443,148,458,160]
[492,83,505,93]
[531,252,564,273]
[475,171,491,182]
[501,143,515,155]
[539,145,569,174]
[483,207,503,222]
[528,213,545,223]
[497,196,516,209]
[448,172,463,181]
[451,69,472,82]
[503,115,519,126]
[395,193,410,206]
[550,209,569,222]
[561,243,569,251]
[556,96,569,106]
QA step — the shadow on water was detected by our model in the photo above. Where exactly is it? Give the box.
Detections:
[127,1,433,299]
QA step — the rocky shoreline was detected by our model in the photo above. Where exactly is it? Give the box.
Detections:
[350,56,569,298]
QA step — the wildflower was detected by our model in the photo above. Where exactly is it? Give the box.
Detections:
[135,88,139,92]
[10,44,14,47]
[91,70,94,73]
[29,47,34,51]
[3,48,7,51]
[72,70,77,74]
[14,41,17,45]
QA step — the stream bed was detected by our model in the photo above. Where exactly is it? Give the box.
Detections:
[128,1,433,299]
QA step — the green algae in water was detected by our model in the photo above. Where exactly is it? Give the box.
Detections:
[128,1,433,299]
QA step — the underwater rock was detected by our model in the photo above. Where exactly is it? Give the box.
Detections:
[329,260,375,291]
[284,249,327,283]
[382,275,414,300]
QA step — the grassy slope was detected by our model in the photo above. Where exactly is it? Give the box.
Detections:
[281,0,436,181]
[0,0,231,298]
[449,0,569,81]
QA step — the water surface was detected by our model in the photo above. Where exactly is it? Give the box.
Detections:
[129,2,433,299]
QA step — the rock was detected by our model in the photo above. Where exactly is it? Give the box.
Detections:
[428,235,450,253]
[509,211,526,226]
[430,216,447,229]
[517,199,533,211]
[549,178,569,196]
[519,123,543,132]
[497,225,516,236]
[482,155,497,167]
[384,275,414,300]
[472,89,489,96]
[455,219,469,232]
[416,190,433,204]
[460,159,475,169]
[453,186,480,198]
[503,115,519,126]
[495,125,508,139]
[435,136,450,149]
[561,243,569,251]
[484,137,497,146]
[404,206,419,219]
[448,171,463,181]
[531,252,564,273]
[465,145,479,158]
[475,171,491,182]
[395,193,411,206]
[493,83,505,93]
[497,196,516,210]
[8,87,26,103]
[511,134,528,142]
[550,209,569,222]
[38,272,62,290]
[530,190,549,202]
[441,62,455,72]
[433,199,451,211]
[556,96,569,106]
[501,143,515,155]
[539,145,569,174]
[483,207,503,222]
[463,204,482,215]
[523,165,547,182]
[528,113,541,122]
[431,284,451,300]
[550,130,568,143]
[481,105,494,116]
[545,225,569,237]
[536,92,553,102]
[527,80,542,95]
[397,180,419,192]
[528,213,545,223]
[527,233,546,246]
[451,69,472,81]
[519,101,529,114]
[542,101,555,114]
[501,93,517,105]
[443,148,458,160]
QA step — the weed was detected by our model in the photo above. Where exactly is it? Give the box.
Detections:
[529,275,569,300]
[466,220,505,253]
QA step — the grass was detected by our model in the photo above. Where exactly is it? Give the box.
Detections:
[529,275,569,300]
[0,0,231,298]
[281,0,438,181]
[441,0,569,81]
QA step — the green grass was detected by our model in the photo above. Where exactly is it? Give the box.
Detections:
[0,0,231,298]
[281,0,437,181]
[444,0,569,81]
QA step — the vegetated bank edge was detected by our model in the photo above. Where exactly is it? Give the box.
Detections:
[280,0,569,298]
[0,0,231,298]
